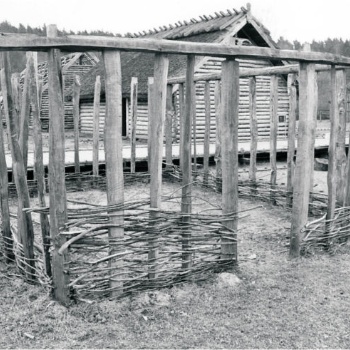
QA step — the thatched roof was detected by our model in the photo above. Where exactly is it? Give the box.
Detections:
[78,6,278,99]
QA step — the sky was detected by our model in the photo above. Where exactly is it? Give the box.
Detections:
[0,0,348,43]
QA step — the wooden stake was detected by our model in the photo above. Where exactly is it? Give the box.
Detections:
[182,55,195,269]
[290,62,317,258]
[149,54,169,279]
[47,25,69,304]
[286,73,297,208]
[147,77,154,171]
[130,77,138,173]
[73,75,81,175]
[214,81,222,190]
[165,84,173,169]
[203,81,210,185]
[178,83,185,171]
[249,77,257,190]
[221,59,239,261]
[103,49,124,296]
[92,75,101,178]
[270,75,278,205]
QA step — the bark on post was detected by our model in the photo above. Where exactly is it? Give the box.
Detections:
[182,55,195,270]
[149,54,169,279]
[203,81,210,186]
[103,50,124,296]
[73,75,81,175]
[220,59,239,262]
[214,81,222,191]
[130,77,138,173]
[11,73,21,137]
[147,77,154,171]
[165,84,173,170]
[286,73,297,207]
[290,62,317,258]
[92,75,101,179]
[270,75,278,205]
[249,77,257,191]
[47,25,69,304]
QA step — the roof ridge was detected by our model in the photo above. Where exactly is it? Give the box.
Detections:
[125,7,245,38]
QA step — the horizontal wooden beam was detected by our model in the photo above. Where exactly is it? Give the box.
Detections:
[0,33,350,66]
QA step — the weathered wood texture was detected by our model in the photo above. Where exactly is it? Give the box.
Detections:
[130,77,138,173]
[220,59,239,261]
[103,50,124,296]
[270,75,278,205]
[203,81,211,185]
[47,25,69,304]
[73,75,81,174]
[178,83,185,169]
[92,75,101,177]
[147,77,154,169]
[249,77,257,185]
[290,62,317,258]
[214,81,222,187]
[165,84,174,169]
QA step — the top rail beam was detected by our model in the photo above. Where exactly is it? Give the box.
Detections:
[1,34,350,66]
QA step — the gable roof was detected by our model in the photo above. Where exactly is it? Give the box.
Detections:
[78,5,280,99]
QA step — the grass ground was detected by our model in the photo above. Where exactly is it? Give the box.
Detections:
[1,177,350,349]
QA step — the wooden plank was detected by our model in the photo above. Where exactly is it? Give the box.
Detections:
[249,77,257,191]
[149,54,169,280]
[214,81,222,190]
[335,70,347,205]
[1,35,350,65]
[182,55,195,270]
[92,75,101,177]
[203,81,210,185]
[103,49,124,296]
[221,59,239,261]
[286,74,297,208]
[130,77,138,173]
[178,83,185,170]
[147,77,154,171]
[165,84,173,169]
[289,62,317,258]
[73,75,81,174]
[327,66,338,224]
[29,52,51,278]
[270,75,278,205]
[1,53,35,281]
[47,25,69,304]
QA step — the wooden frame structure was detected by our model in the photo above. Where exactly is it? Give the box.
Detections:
[0,30,350,305]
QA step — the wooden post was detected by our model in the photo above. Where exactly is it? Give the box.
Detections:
[249,77,257,189]
[203,81,210,185]
[92,75,101,178]
[1,53,35,281]
[149,54,169,279]
[290,62,317,258]
[182,55,195,270]
[47,25,69,304]
[327,66,338,223]
[103,49,124,296]
[19,52,32,173]
[11,73,21,136]
[73,75,81,175]
[192,83,197,172]
[28,53,51,278]
[335,70,347,206]
[286,73,297,207]
[0,105,13,262]
[220,59,239,261]
[178,83,185,171]
[165,84,173,169]
[270,75,278,205]
[130,77,138,173]
[214,81,222,191]
[147,77,154,171]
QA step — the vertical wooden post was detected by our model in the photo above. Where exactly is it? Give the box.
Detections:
[335,70,347,206]
[28,53,51,278]
[73,75,81,175]
[92,75,101,178]
[286,73,297,207]
[130,77,138,173]
[1,53,35,281]
[19,52,32,173]
[327,66,338,223]
[47,25,69,304]
[192,84,197,172]
[149,54,169,279]
[182,55,195,270]
[214,81,222,190]
[0,104,13,262]
[290,62,317,258]
[165,84,173,169]
[103,49,124,296]
[249,76,257,189]
[270,75,278,205]
[203,81,210,185]
[221,59,239,261]
[147,77,154,171]
[11,73,21,136]
[178,83,185,171]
